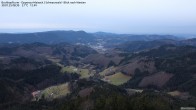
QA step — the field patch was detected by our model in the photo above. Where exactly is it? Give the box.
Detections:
[103,72,131,86]
[61,66,78,73]
[99,66,116,76]
[40,83,70,100]
[61,66,91,78]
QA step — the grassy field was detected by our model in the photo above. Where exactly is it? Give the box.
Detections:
[103,72,131,86]
[61,66,78,73]
[79,69,90,78]
[61,66,91,79]
[40,83,70,100]
[99,66,116,76]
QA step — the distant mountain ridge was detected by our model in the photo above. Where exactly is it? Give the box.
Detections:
[0,30,182,45]
[0,30,95,44]
[116,38,196,52]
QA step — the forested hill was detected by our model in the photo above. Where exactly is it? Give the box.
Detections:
[0,31,180,45]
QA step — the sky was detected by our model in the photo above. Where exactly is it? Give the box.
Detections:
[0,0,196,34]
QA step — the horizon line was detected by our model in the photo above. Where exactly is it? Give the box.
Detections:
[0,29,196,37]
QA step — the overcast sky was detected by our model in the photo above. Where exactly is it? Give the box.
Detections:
[0,0,196,34]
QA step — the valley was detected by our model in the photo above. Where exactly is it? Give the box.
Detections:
[0,31,196,110]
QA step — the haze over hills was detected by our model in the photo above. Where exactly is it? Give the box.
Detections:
[115,38,196,53]
[0,30,187,53]
[0,31,196,110]
[0,30,182,44]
